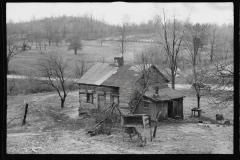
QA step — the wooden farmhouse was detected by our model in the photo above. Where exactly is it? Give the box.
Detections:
[133,88,185,121]
[76,57,185,121]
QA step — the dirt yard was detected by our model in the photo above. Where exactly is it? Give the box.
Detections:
[6,91,233,154]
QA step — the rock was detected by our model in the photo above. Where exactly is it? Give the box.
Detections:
[216,114,224,121]
[224,120,230,125]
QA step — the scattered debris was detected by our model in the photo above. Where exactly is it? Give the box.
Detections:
[79,111,89,117]
[86,102,121,137]
[175,116,181,120]
[223,120,230,125]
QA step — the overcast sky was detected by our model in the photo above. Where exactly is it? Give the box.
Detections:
[6,2,233,25]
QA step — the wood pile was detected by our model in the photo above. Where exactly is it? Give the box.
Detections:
[86,102,122,136]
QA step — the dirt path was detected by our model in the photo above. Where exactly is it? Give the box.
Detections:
[7,122,233,154]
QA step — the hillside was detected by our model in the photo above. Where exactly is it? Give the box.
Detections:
[7,90,233,154]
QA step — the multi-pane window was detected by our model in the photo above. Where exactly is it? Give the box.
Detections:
[143,100,150,112]
[86,91,94,103]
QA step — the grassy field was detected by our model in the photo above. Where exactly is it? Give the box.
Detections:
[8,40,151,75]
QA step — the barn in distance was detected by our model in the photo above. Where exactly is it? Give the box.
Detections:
[76,57,185,121]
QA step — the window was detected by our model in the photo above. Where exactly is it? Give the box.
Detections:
[143,100,150,112]
[86,91,94,103]
[110,94,119,104]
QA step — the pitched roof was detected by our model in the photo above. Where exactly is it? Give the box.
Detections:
[77,62,169,87]
[144,87,185,101]
[101,65,140,87]
[76,63,118,85]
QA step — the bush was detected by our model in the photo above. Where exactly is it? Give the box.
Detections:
[7,76,80,96]
[7,78,55,95]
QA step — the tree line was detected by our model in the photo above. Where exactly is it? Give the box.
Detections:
[6,11,233,109]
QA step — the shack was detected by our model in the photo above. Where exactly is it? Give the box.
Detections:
[133,88,185,121]
[76,57,169,110]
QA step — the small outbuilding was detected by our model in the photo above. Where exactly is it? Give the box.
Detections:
[133,88,185,121]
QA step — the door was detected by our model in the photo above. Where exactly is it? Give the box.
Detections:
[98,93,106,109]
[168,101,173,118]
[173,101,178,118]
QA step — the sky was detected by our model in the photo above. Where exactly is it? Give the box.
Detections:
[6,2,233,25]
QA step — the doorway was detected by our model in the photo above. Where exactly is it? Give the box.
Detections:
[168,101,173,118]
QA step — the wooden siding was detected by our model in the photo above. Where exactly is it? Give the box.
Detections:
[168,98,183,119]
[148,103,157,121]
[79,84,119,94]
[134,100,168,121]
[119,65,169,102]
[134,98,183,121]
[156,102,168,120]
[174,98,183,118]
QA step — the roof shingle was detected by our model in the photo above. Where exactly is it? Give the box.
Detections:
[144,87,185,101]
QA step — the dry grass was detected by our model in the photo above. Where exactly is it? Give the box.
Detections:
[8,40,151,75]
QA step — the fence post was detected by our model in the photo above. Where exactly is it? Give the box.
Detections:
[22,103,28,126]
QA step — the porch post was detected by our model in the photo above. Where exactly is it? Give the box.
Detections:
[96,91,99,109]
[104,92,106,106]
[110,93,113,104]
[79,85,81,108]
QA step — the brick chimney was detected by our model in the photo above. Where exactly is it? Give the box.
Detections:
[114,57,124,67]
[153,86,159,98]
[155,87,159,94]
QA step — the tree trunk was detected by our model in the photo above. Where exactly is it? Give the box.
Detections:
[49,41,51,46]
[210,46,213,62]
[61,99,65,108]
[171,69,175,89]
[197,95,200,108]
[74,49,77,55]
[153,125,157,138]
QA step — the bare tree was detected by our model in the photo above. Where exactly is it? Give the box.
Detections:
[184,22,210,108]
[74,57,87,78]
[153,8,185,89]
[209,62,233,107]
[37,53,75,108]
[118,14,130,57]
[68,36,83,55]
[184,23,209,67]
[186,64,211,108]
[129,49,167,113]
[209,24,219,62]
[6,35,22,74]
[43,18,53,46]
[208,35,233,108]
[52,33,62,46]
